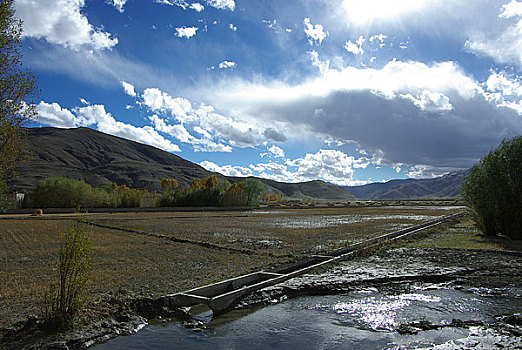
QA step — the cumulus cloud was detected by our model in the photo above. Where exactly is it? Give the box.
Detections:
[121,81,137,97]
[207,59,522,172]
[268,145,285,158]
[36,101,180,152]
[107,0,127,12]
[345,36,365,55]
[15,0,118,51]
[484,71,522,113]
[263,128,287,142]
[400,90,453,112]
[285,149,368,186]
[303,18,328,45]
[342,0,433,25]
[140,87,260,149]
[37,101,81,128]
[206,0,235,11]
[261,145,285,158]
[190,3,204,11]
[465,0,522,68]
[149,114,195,143]
[218,61,237,69]
[175,26,198,39]
[142,88,192,122]
[199,161,252,177]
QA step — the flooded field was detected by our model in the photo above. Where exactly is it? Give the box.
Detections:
[91,206,462,256]
[0,205,461,328]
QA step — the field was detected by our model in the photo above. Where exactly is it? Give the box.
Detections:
[0,204,501,328]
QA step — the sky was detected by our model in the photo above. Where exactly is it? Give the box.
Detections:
[13,0,522,186]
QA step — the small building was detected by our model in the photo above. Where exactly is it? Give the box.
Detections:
[7,191,25,209]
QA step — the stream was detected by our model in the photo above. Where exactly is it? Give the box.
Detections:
[95,285,522,349]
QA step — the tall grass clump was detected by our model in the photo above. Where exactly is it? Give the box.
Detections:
[41,220,92,331]
[461,135,522,239]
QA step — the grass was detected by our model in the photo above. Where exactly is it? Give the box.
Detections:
[401,215,522,252]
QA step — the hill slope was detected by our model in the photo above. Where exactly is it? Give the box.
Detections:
[6,127,357,201]
[345,170,467,199]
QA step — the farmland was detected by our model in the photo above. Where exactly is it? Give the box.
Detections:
[0,204,481,328]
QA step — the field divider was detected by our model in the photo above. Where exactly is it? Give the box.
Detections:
[78,220,256,255]
[153,211,465,314]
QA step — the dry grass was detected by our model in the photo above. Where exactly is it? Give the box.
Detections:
[0,206,462,328]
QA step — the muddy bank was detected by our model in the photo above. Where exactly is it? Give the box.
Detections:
[238,248,522,307]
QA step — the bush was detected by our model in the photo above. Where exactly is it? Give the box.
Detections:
[158,176,264,207]
[31,177,102,208]
[461,135,522,239]
[41,220,92,330]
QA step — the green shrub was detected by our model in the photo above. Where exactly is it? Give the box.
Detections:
[41,220,92,330]
[31,177,102,208]
[461,135,522,239]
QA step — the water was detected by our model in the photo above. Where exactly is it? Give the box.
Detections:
[94,286,522,349]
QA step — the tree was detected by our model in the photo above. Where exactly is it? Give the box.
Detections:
[0,0,38,180]
[245,178,265,206]
[461,135,522,239]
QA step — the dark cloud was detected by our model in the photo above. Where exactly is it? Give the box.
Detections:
[263,127,287,142]
[240,89,522,169]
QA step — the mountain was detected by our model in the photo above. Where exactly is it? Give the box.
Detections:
[345,170,467,199]
[6,127,357,202]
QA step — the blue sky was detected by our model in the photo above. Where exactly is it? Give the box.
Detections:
[14,0,522,186]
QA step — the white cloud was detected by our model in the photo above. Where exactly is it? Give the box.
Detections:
[175,26,198,39]
[407,164,443,179]
[37,101,81,128]
[141,87,259,149]
[465,1,522,68]
[268,145,285,158]
[149,114,195,143]
[142,88,193,122]
[207,59,522,171]
[15,0,118,51]
[229,24,237,31]
[484,71,522,113]
[345,36,365,55]
[342,0,432,25]
[303,18,328,45]
[499,0,522,18]
[401,90,453,112]
[107,0,127,12]
[190,3,204,11]
[200,161,252,177]
[250,162,298,183]
[369,34,387,48]
[36,101,181,152]
[121,81,137,97]
[206,0,235,11]
[218,61,237,69]
[285,149,366,186]
[156,0,199,11]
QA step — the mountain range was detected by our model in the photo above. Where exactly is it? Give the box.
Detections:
[345,170,467,199]
[6,127,357,202]
[7,127,466,201]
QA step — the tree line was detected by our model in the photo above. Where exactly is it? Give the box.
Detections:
[23,175,265,209]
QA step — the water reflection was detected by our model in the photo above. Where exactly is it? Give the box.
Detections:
[95,286,522,350]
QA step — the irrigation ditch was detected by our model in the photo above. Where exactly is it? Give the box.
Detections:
[137,212,465,315]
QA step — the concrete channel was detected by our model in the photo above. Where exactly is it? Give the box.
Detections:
[158,212,465,314]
